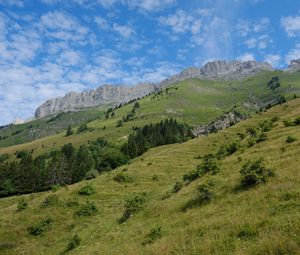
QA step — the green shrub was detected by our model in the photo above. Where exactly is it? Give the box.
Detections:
[17,198,28,212]
[51,184,60,192]
[40,195,58,208]
[75,201,98,217]
[113,172,134,183]
[116,120,123,127]
[66,234,81,252]
[237,224,258,239]
[286,135,297,143]
[119,194,146,223]
[237,132,246,140]
[294,117,300,125]
[256,132,268,143]
[173,181,183,193]
[247,137,256,147]
[28,218,53,236]
[78,184,95,196]
[240,159,274,187]
[197,154,219,174]
[142,226,163,245]
[77,123,88,133]
[85,170,98,180]
[259,120,273,132]
[183,170,201,183]
[197,183,214,204]
[65,198,79,207]
[283,120,294,127]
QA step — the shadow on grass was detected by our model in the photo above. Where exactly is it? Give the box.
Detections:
[181,197,211,212]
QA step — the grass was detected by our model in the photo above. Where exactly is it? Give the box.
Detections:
[1,70,300,157]
[0,99,299,254]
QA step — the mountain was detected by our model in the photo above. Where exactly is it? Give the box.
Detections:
[1,98,299,254]
[35,60,273,119]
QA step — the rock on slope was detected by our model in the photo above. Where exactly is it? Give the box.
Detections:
[35,60,273,118]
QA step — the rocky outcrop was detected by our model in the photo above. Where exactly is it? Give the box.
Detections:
[35,60,273,118]
[288,59,300,72]
[35,83,157,118]
[192,111,246,136]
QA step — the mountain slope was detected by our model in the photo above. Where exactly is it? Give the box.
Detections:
[0,99,299,255]
[1,70,300,156]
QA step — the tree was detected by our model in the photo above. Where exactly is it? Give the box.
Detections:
[116,120,123,127]
[66,126,73,136]
[72,145,94,183]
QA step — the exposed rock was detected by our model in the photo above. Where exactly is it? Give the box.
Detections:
[35,83,158,118]
[192,111,246,136]
[35,60,273,119]
[288,59,300,72]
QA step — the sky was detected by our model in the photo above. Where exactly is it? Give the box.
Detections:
[0,0,300,125]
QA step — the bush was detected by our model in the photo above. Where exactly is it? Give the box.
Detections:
[197,154,219,174]
[17,198,28,212]
[28,218,53,236]
[240,159,274,187]
[152,175,159,181]
[173,181,183,193]
[283,120,294,127]
[65,198,79,207]
[294,117,300,125]
[142,226,163,245]
[237,224,258,239]
[116,120,123,127]
[66,234,81,251]
[77,123,88,133]
[85,170,98,180]
[197,183,214,204]
[237,132,246,140]
[113,172,133,183]
[256,132,268,143]
[75,201,98,217]
[40,195,58,208]
[247,137,256,147]
[259,120,273,132]
[286,135,297,143]
[51,184,61,192]
[78,184,95,196]
[183,170,201,183]
[119,195,146,223]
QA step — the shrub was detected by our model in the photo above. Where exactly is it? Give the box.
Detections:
[116,120,123,127]
[40,195,58,208]
[119,194,146,223]
[66,126,73,136]
[78,184,95,196]
[113,172,133,183]
[197,154,219,174]
[77,123,88,133]
[75,201,98,217]
[28,218,53,236]
[51,184,60,192]
[286,135,297,143]
[142,226,163,245]
[17,198,28,212]
[240,159,274,187]
[256,132,268,143]
[283,120,294,127]
[183,170,201,183]
[85,170,98,180]
[259,120,273,132]
[173,181,183,193]
[226,142,239,155]
[237,132,246,140]
[247,137,256,147]
[197,183,214,204]
[294,117,300,125]
[237,224,258,239]
[65,198,79,207]
[66,234,81,251]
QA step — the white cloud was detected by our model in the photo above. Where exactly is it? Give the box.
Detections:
[0,0,24,7]
[127,0,176,12]
[285,44,300,64]
[237,17,270,37]
[281,15,300,37]
[112,23,134,38]
[159,9,201,34]
[94,16,109,30]
[238,53,255,61]
[264,54,281,67]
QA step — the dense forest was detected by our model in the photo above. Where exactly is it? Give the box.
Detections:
[0,119,193,197]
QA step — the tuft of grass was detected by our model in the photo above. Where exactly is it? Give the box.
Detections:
[17,198,28,212]
[65,234,81,252]
[28,218,53,236]
[286,135,297,143]
[142,226,163,246]
[40,194,58,208]
[78,184,95,196]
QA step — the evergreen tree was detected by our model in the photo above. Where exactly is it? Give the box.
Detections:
[66,126,73,136]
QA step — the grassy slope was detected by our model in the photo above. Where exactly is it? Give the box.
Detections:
[1,70,300,157]
[0,99,299,255]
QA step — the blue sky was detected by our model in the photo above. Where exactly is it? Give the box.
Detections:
[0,0,300,125]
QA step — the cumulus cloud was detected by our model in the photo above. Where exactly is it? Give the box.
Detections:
[285,44,300,64]
[264,54,281,67]
[112,23,134,38]
[159,9,201,34]
[238,53,255,61]
[281,15,300,37]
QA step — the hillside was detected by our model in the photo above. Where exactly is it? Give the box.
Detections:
[0,98,299,255]
[1,70,300,157]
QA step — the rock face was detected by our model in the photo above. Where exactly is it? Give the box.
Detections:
[35,60,273,118]
[35,83,157,118]
[192,111,246,136]
[288,59,300,72]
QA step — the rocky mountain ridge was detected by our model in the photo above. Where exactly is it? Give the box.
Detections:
[34,59,291,119]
